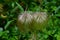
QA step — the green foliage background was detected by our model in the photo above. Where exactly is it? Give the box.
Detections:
[0,0,60,40]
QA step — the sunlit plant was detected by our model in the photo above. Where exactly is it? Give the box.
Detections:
[17,11,48,40]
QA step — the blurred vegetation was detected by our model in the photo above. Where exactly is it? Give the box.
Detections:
[0,0,60,40]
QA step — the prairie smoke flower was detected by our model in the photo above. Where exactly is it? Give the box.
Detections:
[17,11,48,33]
[32,12,48,31]
[17,12,33,33]
[33,12,48,23]
[17,11,48,40]
[18,14,33,23]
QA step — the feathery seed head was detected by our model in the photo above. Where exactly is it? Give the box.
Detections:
[33,12,48,23]
[18,13,33,24]
[17,11,48,33]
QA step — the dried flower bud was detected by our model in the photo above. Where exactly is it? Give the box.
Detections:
[18,12,33,23]
[17,12,33,33]
[33,12,48,23]
[32,12,48,31]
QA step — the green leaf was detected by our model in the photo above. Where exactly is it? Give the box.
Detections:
[4,20,14,29]
[0,32,3,37]
[15,2,24,12]
[55,14,60,17]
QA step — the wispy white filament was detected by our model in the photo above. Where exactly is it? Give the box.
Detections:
[33,12,48,23]
[18,12,33,23]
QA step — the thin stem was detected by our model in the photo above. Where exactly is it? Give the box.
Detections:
[29,33,37,40]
